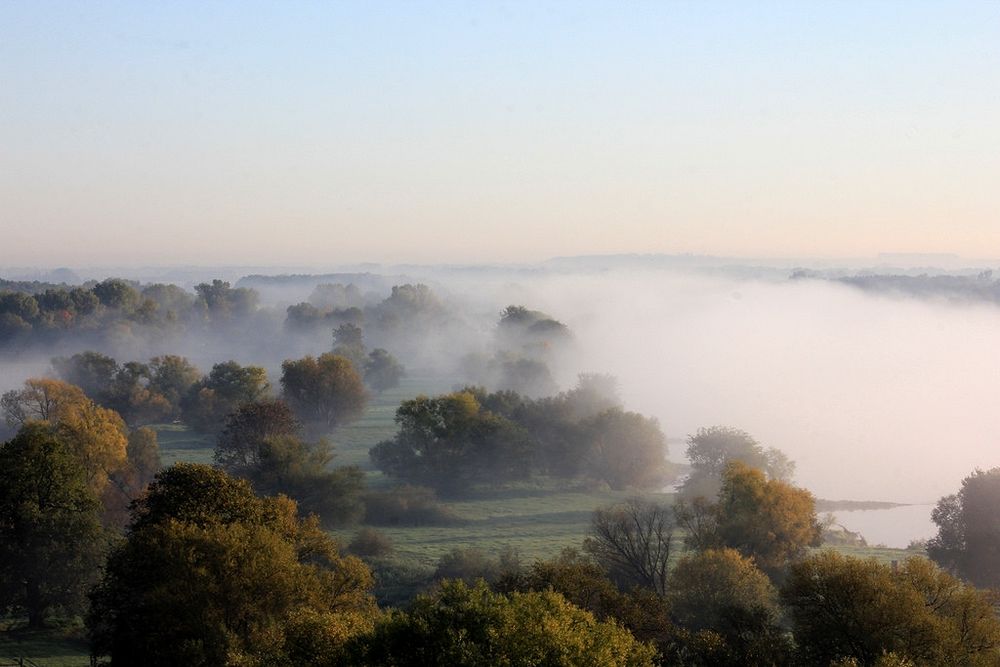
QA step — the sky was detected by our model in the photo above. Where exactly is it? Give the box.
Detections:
[1,1,999,267]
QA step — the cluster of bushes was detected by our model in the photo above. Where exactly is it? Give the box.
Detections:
[371,376,672,494]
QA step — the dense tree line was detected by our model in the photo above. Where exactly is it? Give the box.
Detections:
[370,376,671,494]
[0,278,259,351]
[5,395,1000,665]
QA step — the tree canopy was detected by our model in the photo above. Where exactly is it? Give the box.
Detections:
[354,580,656,667]
[927,467,1000,588]
[88,463,376,666]
[0,423,105,628]
[280,353,368,433]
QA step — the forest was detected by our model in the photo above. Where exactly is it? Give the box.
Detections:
[3,271,1000,666]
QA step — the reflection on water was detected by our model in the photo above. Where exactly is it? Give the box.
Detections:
[829,504,937,549]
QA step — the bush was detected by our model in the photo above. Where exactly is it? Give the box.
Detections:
[363,485,460,526]
[349,528,393,558]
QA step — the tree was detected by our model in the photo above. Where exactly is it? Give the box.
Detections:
[1,378,129,498]
[51,350,120,403]
[0,423,105,628]
[87,463,376,666]
[581,408,670,490]
[680,462,821,579]
[215,399,300,477]
[147,355,201,417]
[679,426,794,500]
[332,323,366,368]
[193,279,259,322]
[369,391,532,493]
[1,377,90,428]
[92,278,141,311]
[782,552,1000,666]
[181,361,270,433]
[498,549,674,651]
[927,467,1000,588]
[353,580,656,667]
[363,348,405,393]
[584,499,675,596]
[666,548,789,663]
[280,353,368,433]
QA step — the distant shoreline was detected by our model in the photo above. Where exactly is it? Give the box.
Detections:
[816,499,911,512]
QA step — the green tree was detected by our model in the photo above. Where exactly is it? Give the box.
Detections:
[497,549,674,652]
[666,548,790,665]
[369,391,532,493]
[87,463,376,666]
[147,355,201,417]
[679,426,794,500]
[927,467,1000,588]
[280,353,368,433]
[0,423,105,628]
[51,350,120,403]
[783,552,1000,665]
[363,348,405,393]
[354,580,656,667]
[332,323,366,368]
[581,408,669,490]
[215,399,300,477]
[92,278,141,311]
[181,361,270,433]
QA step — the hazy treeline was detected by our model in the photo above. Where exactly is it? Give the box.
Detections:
[793,269,1000,305]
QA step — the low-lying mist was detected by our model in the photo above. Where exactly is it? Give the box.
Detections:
[3,263,997,505]
[511,270,1000,504]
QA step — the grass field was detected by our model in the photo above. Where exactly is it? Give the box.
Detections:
[0,623,89,667]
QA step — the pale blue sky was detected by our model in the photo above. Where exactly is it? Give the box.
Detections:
[2,1,998,266]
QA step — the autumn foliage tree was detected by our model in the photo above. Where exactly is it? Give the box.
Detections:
[783,552,1000,665]
[676,461,821,579]
[353,580,656,667]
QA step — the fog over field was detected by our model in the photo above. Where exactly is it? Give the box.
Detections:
[511,269,1000,503]
[4,261,997,505]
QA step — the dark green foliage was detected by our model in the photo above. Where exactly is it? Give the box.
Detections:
[927,467,1000,588]
[0,424,105,628]
[370,391,532,494]
[363,348,405,393]
[215,401,365,527]
[193,279,259,323]
[372,379,667,493]
[92,279,141,311]
[214,399,300,477]
[147,355,201,416]
[362,484,460,526]
[87,463,377,667]
[181,361,270,433]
